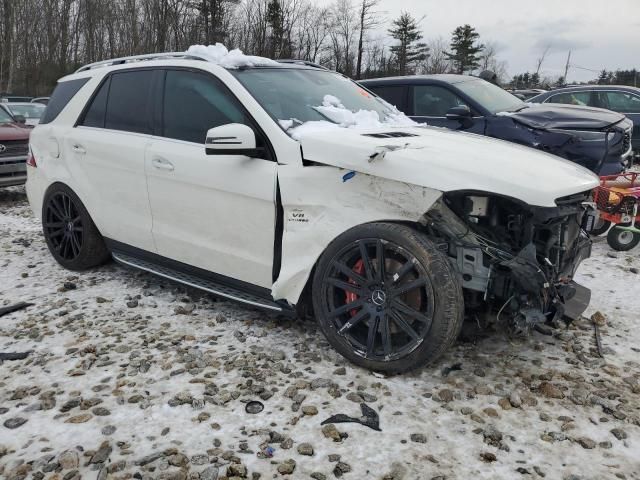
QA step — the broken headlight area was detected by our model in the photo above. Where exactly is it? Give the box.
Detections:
[422,192,593,333]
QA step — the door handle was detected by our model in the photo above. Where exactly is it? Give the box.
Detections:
[151,156,174,171]
[72,144,86,155]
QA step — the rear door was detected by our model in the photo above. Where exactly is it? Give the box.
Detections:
[69,69,157,252]
[145,68,277,288]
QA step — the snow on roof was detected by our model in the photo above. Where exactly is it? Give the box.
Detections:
[186,44,279,69]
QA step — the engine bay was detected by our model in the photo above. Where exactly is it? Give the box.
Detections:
[422,191,595,332]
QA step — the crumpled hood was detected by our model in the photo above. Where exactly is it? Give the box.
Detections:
[504,103,625,130]
[297,125,599,207]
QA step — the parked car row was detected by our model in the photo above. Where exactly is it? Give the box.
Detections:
[0,94,49,187]
[0,106,30,187]
[26,49,601,373]
[0,102,46,126]
[1,94,50,105]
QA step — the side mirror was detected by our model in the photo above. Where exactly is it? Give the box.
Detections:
[205,123,262,157]
[14,114,26,124]
[445,105,472,121]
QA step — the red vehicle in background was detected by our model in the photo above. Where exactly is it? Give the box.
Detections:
[593,172,640,251]
[0,107,31,187]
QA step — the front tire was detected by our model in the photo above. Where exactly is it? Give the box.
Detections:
[312,223,464,373]
[42,184,110,270]
[606,225,640,251]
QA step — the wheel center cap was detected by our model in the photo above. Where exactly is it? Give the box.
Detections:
[66,221,74,232]
[371,289,387,306]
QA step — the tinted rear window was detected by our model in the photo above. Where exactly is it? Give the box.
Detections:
[105,71,154,134]
[81,77,110,128]
[40,78,89,124]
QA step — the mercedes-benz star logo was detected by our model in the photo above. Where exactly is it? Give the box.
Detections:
[371,289,387,306]
[0,144,6,153]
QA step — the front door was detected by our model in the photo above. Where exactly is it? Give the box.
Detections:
[146,69,277,288]
[410,85,485,134]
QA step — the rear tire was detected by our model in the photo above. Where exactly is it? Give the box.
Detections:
[312,222,464,373]
[606,225,640,252]
[42,184,110,270]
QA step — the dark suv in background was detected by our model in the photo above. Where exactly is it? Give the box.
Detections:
[529,85,640,156]
[361,75,633,175]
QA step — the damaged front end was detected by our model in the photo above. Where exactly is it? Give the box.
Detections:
[422,191,595,332]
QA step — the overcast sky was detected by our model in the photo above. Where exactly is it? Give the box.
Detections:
[316,0,640,82]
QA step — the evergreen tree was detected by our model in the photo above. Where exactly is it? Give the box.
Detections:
[388,12,429,75]
[555,76,565,88]
[530,72,540,87]
[267,0,284,58]
[597,69,609,85]
[445,24,484,74]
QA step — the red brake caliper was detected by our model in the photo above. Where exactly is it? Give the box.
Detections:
[346,259,365,317]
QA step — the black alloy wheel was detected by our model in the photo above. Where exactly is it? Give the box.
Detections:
[44,191,84,260]
[42,184,110,270]
[313,223,464,373]
[321,238,434,362]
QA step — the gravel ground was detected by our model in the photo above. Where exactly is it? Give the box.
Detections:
[1,185,639,480]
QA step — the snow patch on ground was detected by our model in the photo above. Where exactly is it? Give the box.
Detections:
[1,187,639,480]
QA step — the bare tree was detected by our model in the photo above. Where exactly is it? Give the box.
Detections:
[420,36,450,74]
[535,44,550,75]
[354,0,382,79]
[327,0,358,75]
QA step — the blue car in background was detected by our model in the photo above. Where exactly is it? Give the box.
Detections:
[360,75,633,175]
[529,85,640,157]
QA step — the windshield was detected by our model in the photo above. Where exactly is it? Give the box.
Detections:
[8,104,45,119]
[0,108,14,123]
[232,68,397,128]
[456,79,524,114]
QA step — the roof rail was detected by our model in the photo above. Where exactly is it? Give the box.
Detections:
[276,59,329,70]
[75,52,209,73]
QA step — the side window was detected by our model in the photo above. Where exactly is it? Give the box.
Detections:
[41,77,89,124]
[547,91,590,106]
[81,77,110,128]
[105,71,154,134]
[369,86,406,111]
[162,70,247,143]
[412,85,468,116]
[604,92,640,113]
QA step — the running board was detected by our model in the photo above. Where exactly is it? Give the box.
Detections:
[112,252,294,315]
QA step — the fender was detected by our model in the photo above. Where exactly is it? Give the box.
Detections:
[272,164,441,304]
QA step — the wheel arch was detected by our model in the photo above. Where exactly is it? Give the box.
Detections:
[42,181,104,237]
[272,164,442,306]
[292,218,425,318]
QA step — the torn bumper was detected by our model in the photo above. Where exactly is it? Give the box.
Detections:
[560,281,591,321]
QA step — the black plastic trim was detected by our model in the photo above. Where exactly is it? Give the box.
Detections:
[105,238,280,302]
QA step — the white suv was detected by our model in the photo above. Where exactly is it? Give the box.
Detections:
[27,47,599,372]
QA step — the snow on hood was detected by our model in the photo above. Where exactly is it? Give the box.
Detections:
[286,95,418,140]
[186,44,278,69]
